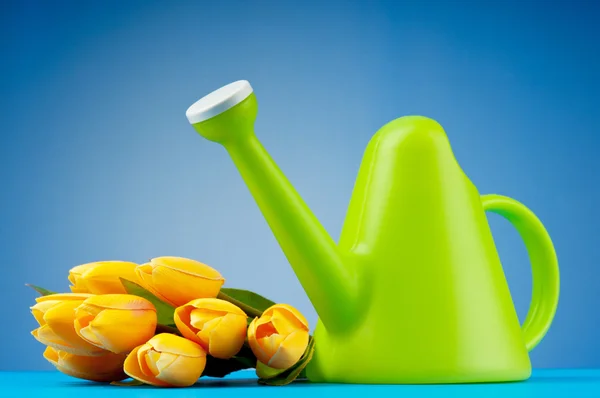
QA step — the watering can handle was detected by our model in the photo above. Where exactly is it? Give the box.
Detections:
[481,194,560,352]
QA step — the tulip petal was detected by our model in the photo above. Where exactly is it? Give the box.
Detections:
[135,264,175,305]
[267,330,309,369]
[189,308,221,329]
[75,304,103,321]
[74,306,98,338]
[44,300,106,355]
[33,325,68,347]
[36,293,93,303]
[174,306,203,345]
[260,333,285,359]
[270,309,305,335]
[207,313,247,359]
[68,263,97,289]
[197,316,221,334]
[154,352,178,375]
[264,304,309,331]
[30,300,61,326]
[185,298,246,316]
[69,266,92,292]
[80,294,156,311]
[155,353,205,387]
[33,326,101,356]
[193,318,219,350]
[43,346,59,366]
[80,261,139,294]
[151,256,223,279]
[124,346,170,387]
[137,343,155,376]
[148,333,206,358]
[256,317,279,340]
[69,285,90,293]
[146,265,224,307]
[46,349,128,382]
[255,314,274,329]
[68,273,80,287]
[86,309,157,353]
[136,258,225,308]
[248,318,271,364]
[77,324,102,347]
[146,350,162,376]
[69,262,97,278]
[54,364,125,382]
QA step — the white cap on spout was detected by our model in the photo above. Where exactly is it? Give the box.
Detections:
[186,80,253,124]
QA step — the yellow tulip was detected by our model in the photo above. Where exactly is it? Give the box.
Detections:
[174,298,247,359]
[135,256,225,307]
[43,346,127,382]
[74,294,157,354]
[30,293,106,356]
[248,304,309,369]
[68,261,139,294]
[124,333,206,387]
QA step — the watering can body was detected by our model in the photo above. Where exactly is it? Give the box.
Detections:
[186,81,559,384]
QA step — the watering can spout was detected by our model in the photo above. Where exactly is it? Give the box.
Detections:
[186,81,356,332]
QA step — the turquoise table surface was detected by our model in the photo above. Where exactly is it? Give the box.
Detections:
[2,369,599,397]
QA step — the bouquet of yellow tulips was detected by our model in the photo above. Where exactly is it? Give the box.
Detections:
[27,256,314,387]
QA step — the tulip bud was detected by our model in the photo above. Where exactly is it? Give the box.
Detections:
[248,304,309,369]
[30,293,106,356]
[68,261,139,294]
[43,346,127,382]
[174,298,247,359]
[74,294,157,354]
[135,256,225,307]
[124,333,206,387]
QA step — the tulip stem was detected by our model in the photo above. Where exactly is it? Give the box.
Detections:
[217,291,263,318]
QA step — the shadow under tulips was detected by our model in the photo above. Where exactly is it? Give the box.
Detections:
[58,378,339,390]
[58,371,600,390]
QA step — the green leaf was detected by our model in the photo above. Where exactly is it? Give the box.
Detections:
[220,288,276,312]
[25,284,57,296]
[258,336,315,386]
[120,278,176,326]
[297,367,307,379]
[217,288,276,318]
[110,379,144,386]
[256,361,288,379]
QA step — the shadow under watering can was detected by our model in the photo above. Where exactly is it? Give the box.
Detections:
[185,81,560,384]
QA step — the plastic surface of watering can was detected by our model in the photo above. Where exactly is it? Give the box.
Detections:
[185,80,560,384]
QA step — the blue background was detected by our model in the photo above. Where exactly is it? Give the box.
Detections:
[1,0,598,371]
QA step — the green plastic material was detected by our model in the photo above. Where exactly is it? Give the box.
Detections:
[190,93,560,384]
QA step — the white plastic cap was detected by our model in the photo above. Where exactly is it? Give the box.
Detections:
[186,80,254,124]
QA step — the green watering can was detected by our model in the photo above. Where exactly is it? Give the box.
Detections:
[185,80,560,384]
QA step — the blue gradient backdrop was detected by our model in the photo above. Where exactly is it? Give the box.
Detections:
[1,0,598,370]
